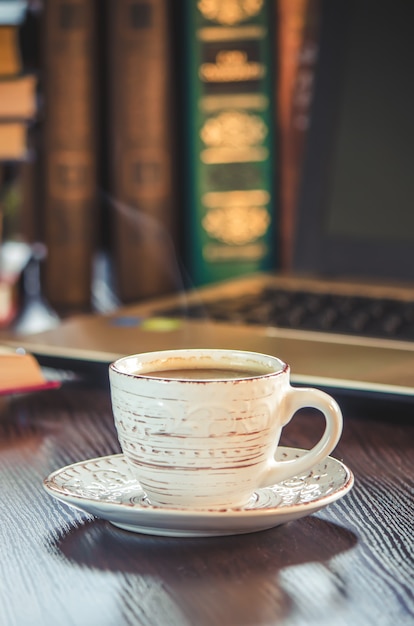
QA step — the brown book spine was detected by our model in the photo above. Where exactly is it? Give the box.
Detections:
[42,0,97,313]
[277,0,321,270]
[106,0,177,303]
[277,0,308,270]
[0,25,22,76]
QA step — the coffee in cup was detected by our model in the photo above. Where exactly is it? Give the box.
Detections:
[109,348,343,510]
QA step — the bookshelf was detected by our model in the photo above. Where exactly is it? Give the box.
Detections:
[0,1,37,326]
[0,0,317,325]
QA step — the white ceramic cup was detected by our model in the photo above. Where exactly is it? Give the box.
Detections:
[109,349,343,510]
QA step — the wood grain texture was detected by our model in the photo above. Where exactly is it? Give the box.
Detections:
[0,384,413,626]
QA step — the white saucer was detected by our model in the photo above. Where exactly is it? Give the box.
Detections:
[43,448,354,537]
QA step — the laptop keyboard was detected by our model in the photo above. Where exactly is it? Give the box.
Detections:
[156,286,414,341]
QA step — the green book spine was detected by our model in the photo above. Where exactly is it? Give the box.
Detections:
[183,0,277,286]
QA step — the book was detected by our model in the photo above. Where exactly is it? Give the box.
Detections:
[181,0,277,286]
[13,9,44,246]
[277,0,308,270]
[279,0,321,269]
[0,122,27,159]
[42,0,98,314]
[0,125,43,243]
[0,7,41,328]
[17,126,42,243]
[0,348,60,395]
[0,25,22,75]
[104,0,178,303]
[0,75,36,119]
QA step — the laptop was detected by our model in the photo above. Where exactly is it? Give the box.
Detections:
[4,0,414,399]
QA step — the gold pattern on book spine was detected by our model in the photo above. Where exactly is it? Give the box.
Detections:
[198,0,263,25]
[203,205,270,245]
[199,50,265,83]
[200,110,268,163]
[203,242,266,261]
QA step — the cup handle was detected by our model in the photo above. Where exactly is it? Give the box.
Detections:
[259,386,343,487]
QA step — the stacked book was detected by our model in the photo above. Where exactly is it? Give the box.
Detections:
[0,0,36,159]
[0,1,36,326]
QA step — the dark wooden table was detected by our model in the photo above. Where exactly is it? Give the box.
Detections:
[0,381,413,626]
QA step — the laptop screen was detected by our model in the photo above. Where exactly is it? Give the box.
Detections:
[293,0,414,283]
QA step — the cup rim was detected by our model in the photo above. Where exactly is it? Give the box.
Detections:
[109,348,288,382]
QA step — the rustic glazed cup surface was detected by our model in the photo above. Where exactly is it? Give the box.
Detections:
[109,349,343,510]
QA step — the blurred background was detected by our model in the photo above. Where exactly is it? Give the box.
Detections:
[0,0,412,337]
